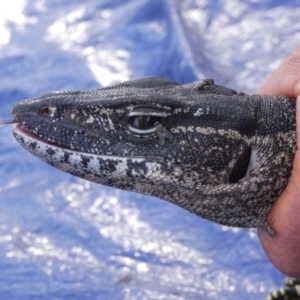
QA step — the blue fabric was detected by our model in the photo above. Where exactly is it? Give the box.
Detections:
[0,1,298,299]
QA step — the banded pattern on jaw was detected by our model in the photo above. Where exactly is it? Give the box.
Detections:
[13,124,191,196]
[13,124,149,184]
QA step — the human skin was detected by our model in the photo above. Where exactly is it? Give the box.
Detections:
[257,44,300,278]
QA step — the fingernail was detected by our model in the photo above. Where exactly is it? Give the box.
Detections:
[294,81,300,97]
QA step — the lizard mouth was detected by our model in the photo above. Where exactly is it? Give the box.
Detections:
[14,124,65,149]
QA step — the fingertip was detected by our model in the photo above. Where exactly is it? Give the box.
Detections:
[258,227,300,278]
[258,150,300,278]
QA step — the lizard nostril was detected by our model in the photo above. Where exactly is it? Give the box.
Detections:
[229,147,252,184]
[41,107,56,117]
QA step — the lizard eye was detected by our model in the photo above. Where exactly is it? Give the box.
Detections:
[126,107,168,135]
[128,116,162,134]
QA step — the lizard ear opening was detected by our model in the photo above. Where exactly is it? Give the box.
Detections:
[229,147,252,184]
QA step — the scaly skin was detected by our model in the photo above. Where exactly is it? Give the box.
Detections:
[9,77,297,235]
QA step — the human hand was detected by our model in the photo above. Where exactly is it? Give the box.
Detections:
[257,45,300,278]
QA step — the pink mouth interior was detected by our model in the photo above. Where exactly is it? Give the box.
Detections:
[15,124,65,148]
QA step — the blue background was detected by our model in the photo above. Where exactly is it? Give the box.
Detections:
[0,1,299,299]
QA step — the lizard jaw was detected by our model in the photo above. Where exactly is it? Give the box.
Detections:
[12,124,157,188]
[14,124,62,147]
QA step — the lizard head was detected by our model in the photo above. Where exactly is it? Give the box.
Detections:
[11,77,296,233]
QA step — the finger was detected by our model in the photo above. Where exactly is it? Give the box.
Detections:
[258,94,300,278]
[257,45,300,97]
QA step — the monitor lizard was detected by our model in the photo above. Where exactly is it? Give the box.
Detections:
[2,77,297,236]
